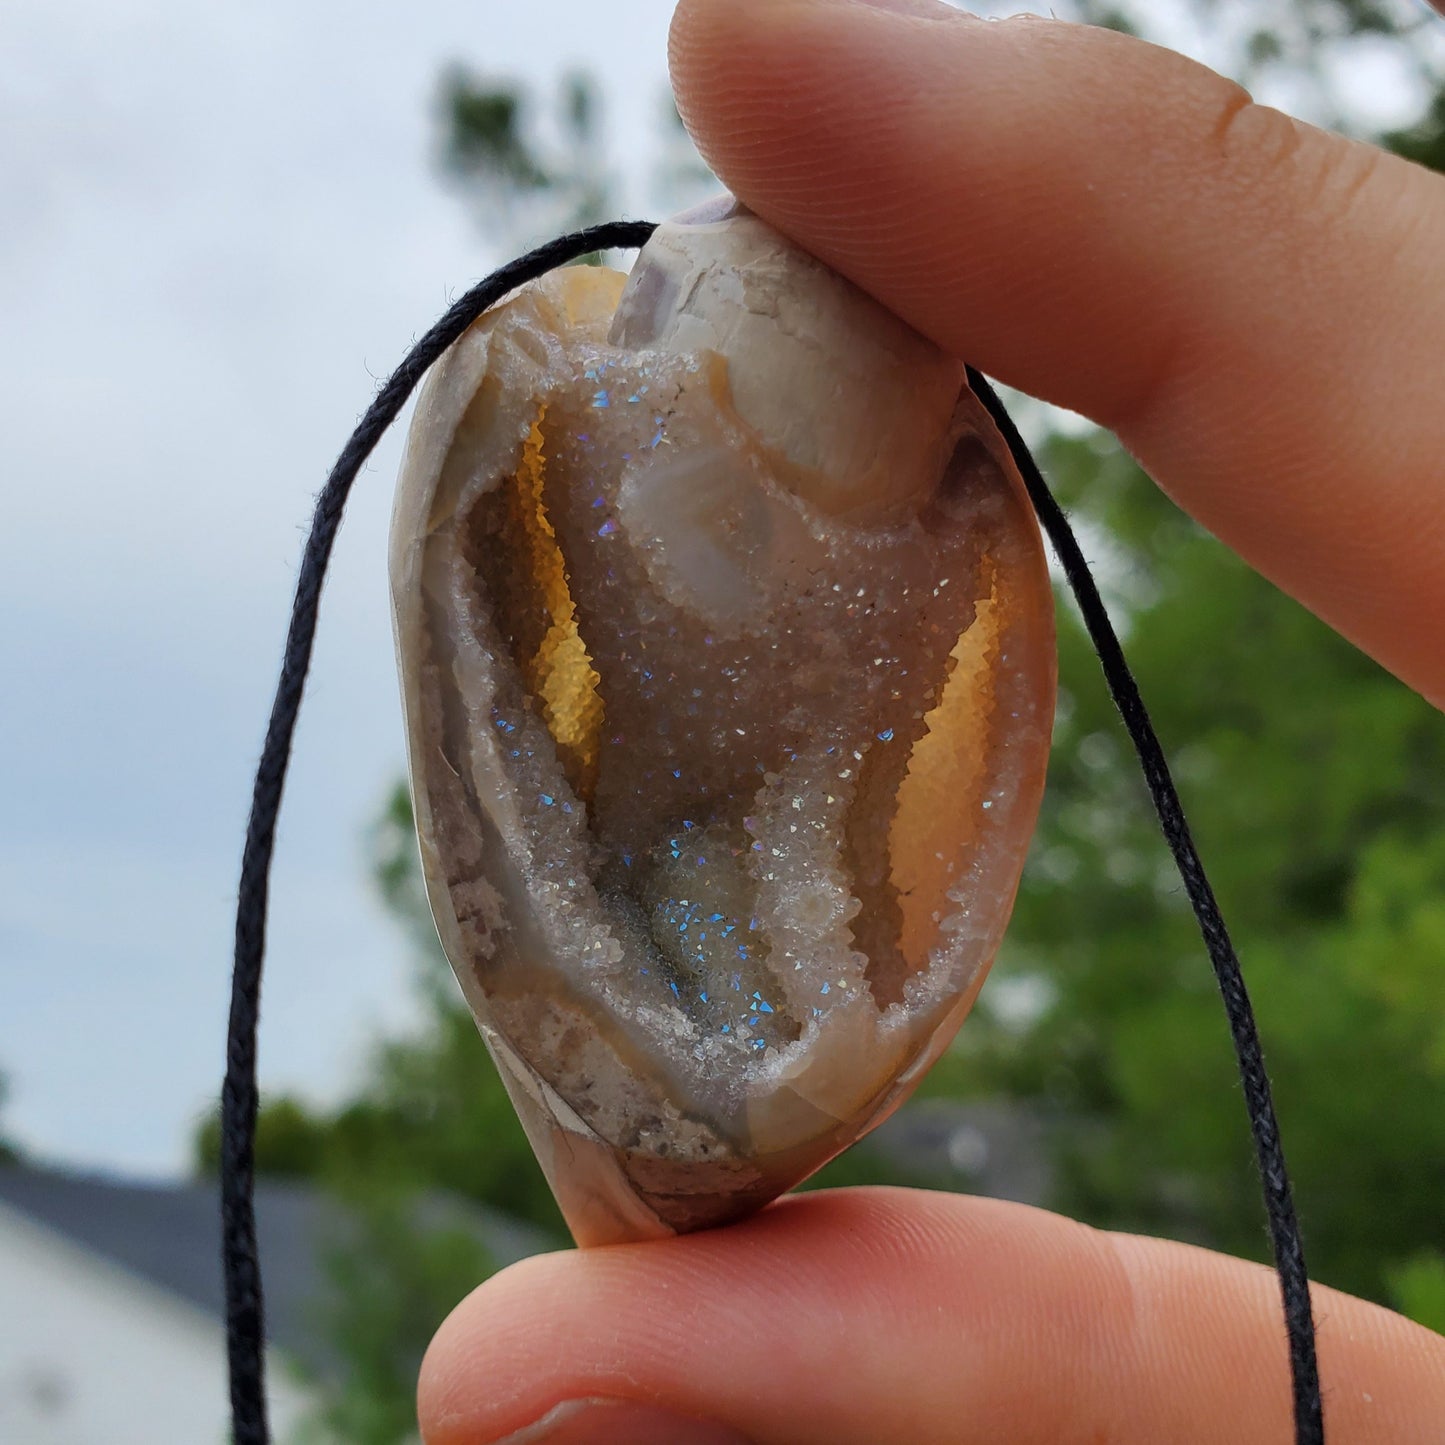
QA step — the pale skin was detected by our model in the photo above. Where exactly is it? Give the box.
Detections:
[417,2,1445,1441]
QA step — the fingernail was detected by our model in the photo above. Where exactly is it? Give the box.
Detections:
[489,1398,756,1445]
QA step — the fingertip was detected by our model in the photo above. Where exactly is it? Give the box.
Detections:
[667,0,1220,420]
[418,1254,549,1443]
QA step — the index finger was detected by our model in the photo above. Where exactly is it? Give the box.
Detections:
[669,0,1445,705]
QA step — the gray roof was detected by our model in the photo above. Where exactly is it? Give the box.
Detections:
[0,1166,554,1378]
[0,1102,1047,1381]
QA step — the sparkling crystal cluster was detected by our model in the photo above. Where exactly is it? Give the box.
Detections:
[391,202,1055,1244]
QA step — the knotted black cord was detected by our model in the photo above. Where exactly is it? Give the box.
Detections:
[967,366,1323,1445]
[223,219,1319,1445]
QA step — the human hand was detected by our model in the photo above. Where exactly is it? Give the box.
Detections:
[418,3,1445,1441]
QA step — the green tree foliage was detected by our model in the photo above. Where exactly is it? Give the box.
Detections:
[290,1187,495,1445]
[1388,1250,1445,1336]
[0,1071,20,1165]
[1388,87,1445,170]
[928,428,1445,1306]
[333,790,566,1233]
[437,67,611,241]
[194,1093,328,1179]
[194,790,565,1237]
[436,66,716,250]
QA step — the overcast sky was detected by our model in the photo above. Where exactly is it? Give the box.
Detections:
[0,0,698,1177]
[1,0,1438,1180]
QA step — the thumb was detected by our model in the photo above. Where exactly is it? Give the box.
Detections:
[668,0,1445,707]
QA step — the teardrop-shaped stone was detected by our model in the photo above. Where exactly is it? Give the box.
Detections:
[391,203,1055,1245]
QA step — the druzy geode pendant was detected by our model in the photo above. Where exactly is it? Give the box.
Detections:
[391,201,1055,1246]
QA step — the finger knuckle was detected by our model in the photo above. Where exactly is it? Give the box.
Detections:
[1214,92,1389,233]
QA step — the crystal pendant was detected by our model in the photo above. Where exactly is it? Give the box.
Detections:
[390,200,1055,1245]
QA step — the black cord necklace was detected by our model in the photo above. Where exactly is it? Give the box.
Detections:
[223,220,1322,1445]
